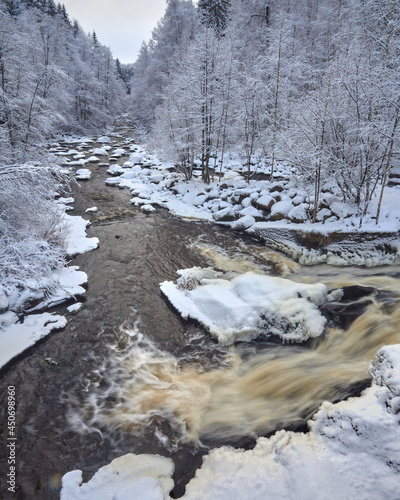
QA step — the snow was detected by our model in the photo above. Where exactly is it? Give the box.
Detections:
[97,136,112,143]
[107,164,126,175]
[60,454,174,500]
[93,148,108,156]
[63,214,99,256]
[160,268,328,344]
[0,313,67,368]
[76,168,91,180]
[27,266,87,311]
[87,156,100,163]
[141,204,156,213]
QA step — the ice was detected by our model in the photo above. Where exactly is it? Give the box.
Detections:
[63,214,99,256]
[60,454,174,500]
[76,168,91,180]
[0,313,67,368]
[161,269,328,344]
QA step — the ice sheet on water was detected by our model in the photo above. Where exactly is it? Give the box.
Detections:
[160,268,327,344]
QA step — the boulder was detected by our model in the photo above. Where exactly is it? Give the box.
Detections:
[270,200,294,221]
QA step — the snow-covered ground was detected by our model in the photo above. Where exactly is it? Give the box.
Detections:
[0,209,98,369]
[63,141,400,267]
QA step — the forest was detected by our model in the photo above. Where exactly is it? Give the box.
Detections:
[132,0,400,223]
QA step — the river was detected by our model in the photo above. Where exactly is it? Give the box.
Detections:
[1,130,399,499]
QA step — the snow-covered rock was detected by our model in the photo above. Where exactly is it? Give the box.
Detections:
[288,204,307,223]
[141,204,156,213]
[255,194,274,211]
[96,136,112,143]
[213,207,236,222]
[93,148,108,156]
[76,169,91,180]
[232,215,256,230]
[87,156,100,163]
[161,269,328,344]
[270,200,294,221]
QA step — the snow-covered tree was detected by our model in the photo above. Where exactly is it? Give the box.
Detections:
[198,0,231,33]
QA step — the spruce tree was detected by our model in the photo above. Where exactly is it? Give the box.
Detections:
[198,0,230,33]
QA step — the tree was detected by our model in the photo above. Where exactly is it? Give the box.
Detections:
[198,0,231,33]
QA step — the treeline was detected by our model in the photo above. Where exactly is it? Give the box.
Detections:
[130,0,400,222]
[0,0,128,165]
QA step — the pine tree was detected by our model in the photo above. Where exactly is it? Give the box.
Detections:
[198,0,231,33]
[4,0,20,16]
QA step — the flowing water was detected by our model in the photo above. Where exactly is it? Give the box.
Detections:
[1,131,400,499]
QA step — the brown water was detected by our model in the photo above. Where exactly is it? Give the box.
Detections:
[0,130,399,499]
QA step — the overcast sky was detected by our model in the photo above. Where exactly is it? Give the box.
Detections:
[63,0,167,64]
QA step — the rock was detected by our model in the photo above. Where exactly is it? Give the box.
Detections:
[96,136,112,143]
[288,205,307,223]
[330,202,355,218]
[130,154,144,164]
[270,183,284,193]
[149,173,163,184]
[218,201,231,210]
[141,204,156,213]
[239,205,264,219]
[316,208,332,222]
[340,285,376,302]
[87,156,99,163]
[292,194,305,206]
[270,200,294,221]
[76,169,91,180]
[93,148,107,156]
[321,300,372,329]
[232,215,256,230]
[213,207,236,222]
[254,194,274,211]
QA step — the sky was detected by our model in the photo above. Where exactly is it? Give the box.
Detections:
[63,0,167,64]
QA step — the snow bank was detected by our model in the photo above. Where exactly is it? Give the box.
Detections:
[61,454,174,500]
[64,214,99,256]
[183,344,400,500]
[0,313,67,368]
[161,268,327,344]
